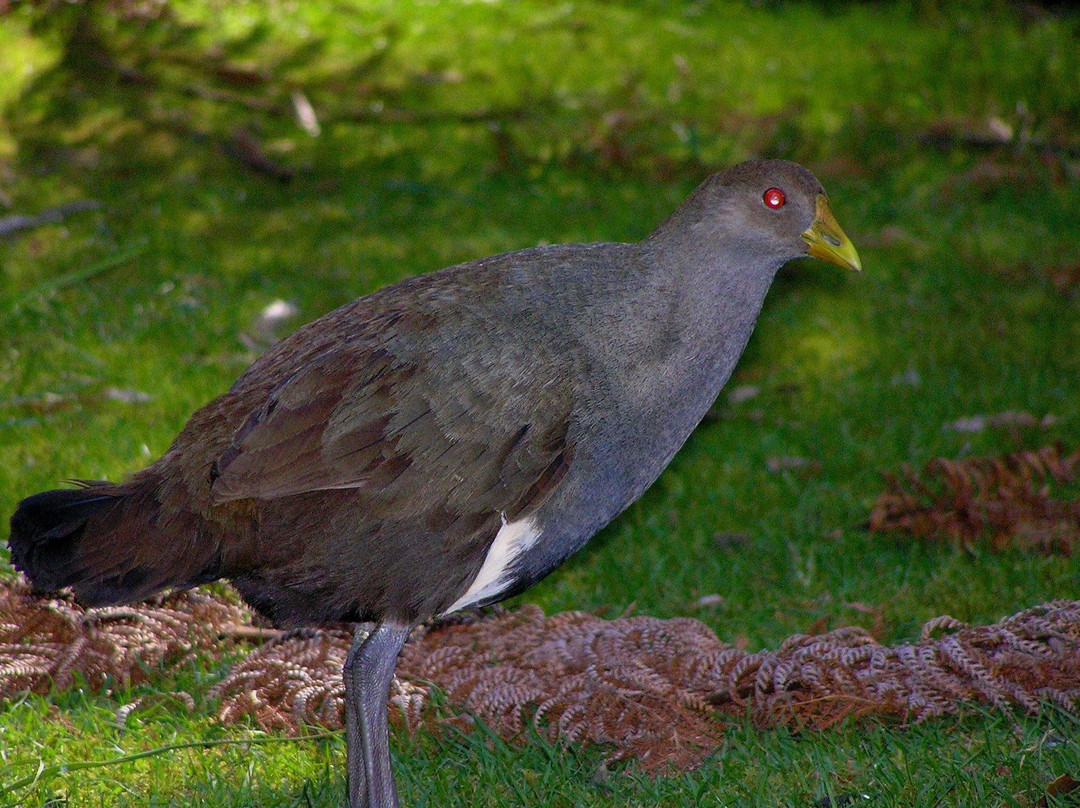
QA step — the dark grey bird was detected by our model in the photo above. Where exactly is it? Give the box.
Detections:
[8,159,860,807]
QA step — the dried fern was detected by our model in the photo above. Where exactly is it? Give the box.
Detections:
[709,602,1080,729]
[869,444,1080,554]
[0,578,248,698]
[210,601,1080,773]
[3,577,1078,775]
[401,608,725,772]
[206,626,426,734]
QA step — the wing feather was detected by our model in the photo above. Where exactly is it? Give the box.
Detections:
[209,342,575,526]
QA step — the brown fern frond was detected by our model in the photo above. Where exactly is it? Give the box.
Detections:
[4,576,1078,777]
[206,626,427,734]
[869,444,1080,554]
[0,577,248,699]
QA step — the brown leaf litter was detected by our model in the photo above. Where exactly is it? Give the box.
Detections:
[207,625,427,735]
[869,443,1080,555]
[207,601,1080,773]
[2,580,1078,774]
[0,578,247,696]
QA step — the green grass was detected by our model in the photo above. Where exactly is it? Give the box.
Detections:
[2,0,1080,805]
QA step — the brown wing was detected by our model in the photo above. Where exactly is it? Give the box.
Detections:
[209,342,575,525]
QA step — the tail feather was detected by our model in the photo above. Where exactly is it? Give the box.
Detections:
[8,477,221,607]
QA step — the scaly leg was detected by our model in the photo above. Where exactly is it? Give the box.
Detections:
[343,622,411,808]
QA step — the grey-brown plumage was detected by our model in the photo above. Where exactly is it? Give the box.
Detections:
[8,158,860,808]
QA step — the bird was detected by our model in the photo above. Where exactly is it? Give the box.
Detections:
[8,158,860,808]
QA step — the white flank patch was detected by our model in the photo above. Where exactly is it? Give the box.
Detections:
[444,514,541,614]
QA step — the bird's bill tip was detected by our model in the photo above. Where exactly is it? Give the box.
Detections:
[802,194,862,272]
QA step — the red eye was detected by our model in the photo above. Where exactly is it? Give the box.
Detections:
[763,188,786,209]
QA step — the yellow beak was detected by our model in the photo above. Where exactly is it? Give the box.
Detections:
[802,194,862,272]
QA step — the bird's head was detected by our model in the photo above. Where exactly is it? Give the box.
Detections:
[712,159,862,273]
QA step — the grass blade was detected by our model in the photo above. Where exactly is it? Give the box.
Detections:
[4,242,149,315]
[0,730,342,797]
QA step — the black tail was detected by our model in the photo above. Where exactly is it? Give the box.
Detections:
[8,478,220,607]
[9,485,122,594]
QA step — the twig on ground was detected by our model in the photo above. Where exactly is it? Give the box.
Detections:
[0,200,101,239]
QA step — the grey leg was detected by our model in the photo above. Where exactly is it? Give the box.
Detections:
[343,622,411,808]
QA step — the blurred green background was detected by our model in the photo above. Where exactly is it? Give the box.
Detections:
[1,0,1079,805]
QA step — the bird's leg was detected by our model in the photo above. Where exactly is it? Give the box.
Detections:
[343,622,411,808]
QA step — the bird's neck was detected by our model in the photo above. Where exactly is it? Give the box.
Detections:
[631,226,784,410]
